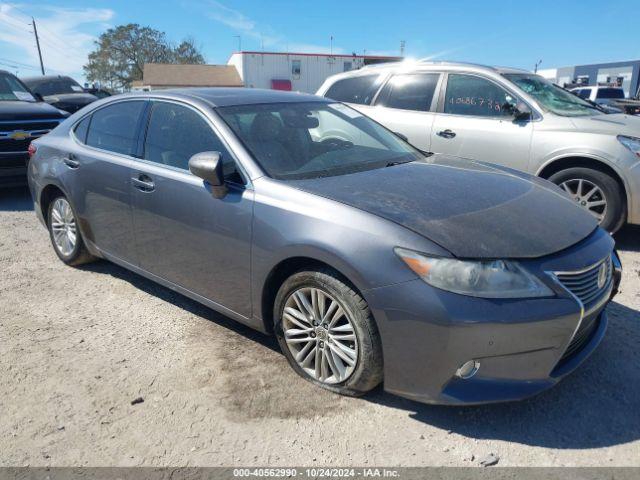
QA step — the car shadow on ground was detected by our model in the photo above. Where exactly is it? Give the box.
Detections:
[83,254,640,450]
[79,260,281,355]
[0,186,33,212]
[367,299,640,449]
[614,224,640,252]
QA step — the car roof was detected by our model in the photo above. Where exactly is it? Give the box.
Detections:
[130,87,329,107]
[357,60,531,75]
[22,75,75,83]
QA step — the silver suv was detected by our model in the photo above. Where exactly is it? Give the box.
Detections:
[317,62,640,232]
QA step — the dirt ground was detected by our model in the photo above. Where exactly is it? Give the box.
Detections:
[1,186,639,467]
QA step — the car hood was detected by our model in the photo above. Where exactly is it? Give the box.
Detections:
[44,93,97,108]
[0,100,67,121]
[569,113,640,136]
[288,155,597,259]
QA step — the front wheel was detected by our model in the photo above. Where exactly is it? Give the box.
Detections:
[273,269,383,397]
[548,167,626,233]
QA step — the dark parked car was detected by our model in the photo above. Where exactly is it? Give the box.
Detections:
[83,87,112,99]
[0,70,67,186]
[28,89,621,405]
[21,75,98,114]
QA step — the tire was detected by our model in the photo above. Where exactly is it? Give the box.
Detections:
[273,269,383,397]
[47,194,96,266]
[548,167,626,233]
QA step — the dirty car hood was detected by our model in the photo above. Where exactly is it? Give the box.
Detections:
[288,155,598,259]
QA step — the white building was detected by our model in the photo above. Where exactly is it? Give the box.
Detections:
[537,60,640,98]
[227,51,402,93]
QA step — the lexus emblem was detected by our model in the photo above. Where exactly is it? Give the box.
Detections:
[597,262,607,289]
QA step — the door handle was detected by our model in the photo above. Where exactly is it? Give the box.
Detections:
[62,154,80,169]
[437,129,457,139]
[131,175,155,192]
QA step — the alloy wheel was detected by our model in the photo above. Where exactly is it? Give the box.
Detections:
[50,198,77,257]
[282,287,358,384]
[559,178,607,222]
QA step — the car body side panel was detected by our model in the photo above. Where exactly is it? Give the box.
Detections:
[249,176,452,325]
[530,116,640,224]
[130,163,255,319]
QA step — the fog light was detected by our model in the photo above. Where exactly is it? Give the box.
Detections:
[455,360,480,379]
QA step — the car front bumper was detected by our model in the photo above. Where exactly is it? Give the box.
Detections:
[364,228,620,405]
[0,152,28,187]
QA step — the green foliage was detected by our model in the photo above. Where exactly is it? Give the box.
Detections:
[84,24,205,90]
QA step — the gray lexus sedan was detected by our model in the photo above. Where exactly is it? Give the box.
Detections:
[27,88,622,405]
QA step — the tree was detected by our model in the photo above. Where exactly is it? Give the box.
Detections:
[172,37,205,64]
[84,24,206,90]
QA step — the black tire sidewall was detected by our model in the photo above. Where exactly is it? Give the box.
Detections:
[47,195,84,264]
[273,269,383,396]
[548,167,625,232]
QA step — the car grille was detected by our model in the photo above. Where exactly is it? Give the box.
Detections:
[554,255,613,307]
[562,311,600,360]
[0,138,30,153]
[0,119,61,133]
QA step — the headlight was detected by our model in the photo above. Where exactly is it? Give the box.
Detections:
[618,135,640,158]
[395,248,553,298]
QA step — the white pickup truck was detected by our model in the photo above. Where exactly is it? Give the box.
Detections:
[570,86,640,115]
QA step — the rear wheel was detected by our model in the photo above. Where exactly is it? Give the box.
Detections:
[47,195,96,266]
[548,167,625,233]
[273,269,383,397]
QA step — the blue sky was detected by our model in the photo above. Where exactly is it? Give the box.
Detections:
[1,0,638,82]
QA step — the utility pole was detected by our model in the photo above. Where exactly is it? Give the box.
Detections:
[534,59,542,73]
[31,17,45,75]
[330,36,334,56]
[400,40,406,57]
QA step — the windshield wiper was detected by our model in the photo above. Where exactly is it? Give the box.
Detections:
[385,160,415,167]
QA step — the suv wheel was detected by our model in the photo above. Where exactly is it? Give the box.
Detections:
[548,167,625,233]
[47,195,96,266]
[273,269,383,397]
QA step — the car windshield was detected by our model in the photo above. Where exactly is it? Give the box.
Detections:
[26,77,84,96]
[217,102,425,180]
[0,72,35,102]
[504,73,601,117]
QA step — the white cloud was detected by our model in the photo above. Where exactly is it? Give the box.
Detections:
[202,0,342,54]
[0,3,114,81]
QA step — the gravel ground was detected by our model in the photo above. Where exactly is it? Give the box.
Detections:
[1,186,639,467]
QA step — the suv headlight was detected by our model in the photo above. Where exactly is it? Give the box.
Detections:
[395,248,553,298]
[618,135,640,158]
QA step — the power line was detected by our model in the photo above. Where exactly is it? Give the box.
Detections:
[0,56,40,69]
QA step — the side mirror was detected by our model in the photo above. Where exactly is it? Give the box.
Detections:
[188,151,228,199]
[34,92,44,102]
[513,102,532,121]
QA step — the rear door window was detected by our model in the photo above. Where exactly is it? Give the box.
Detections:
[376,73,440,112]
[324,74,383,105]
[73,116,91,143]
[86,101,146,155]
